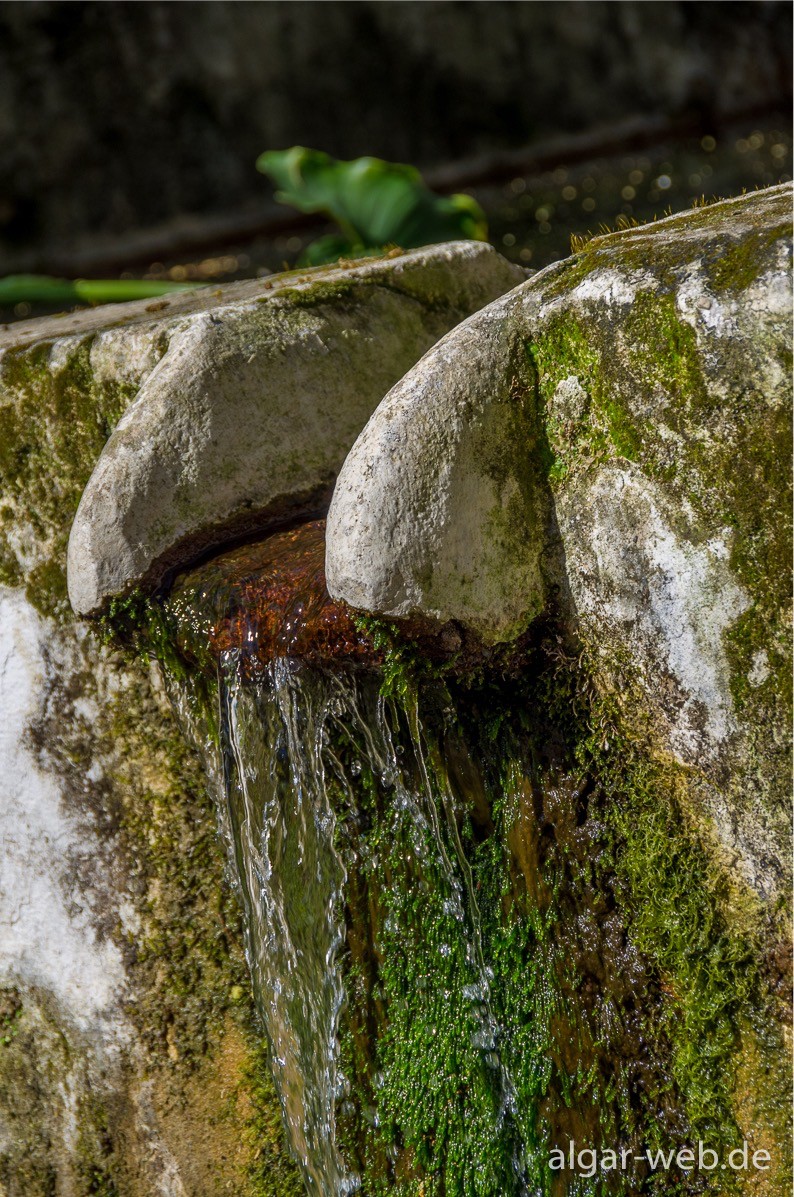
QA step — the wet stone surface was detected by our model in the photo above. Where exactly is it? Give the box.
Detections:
[165,519,521,683]
[156,517,791,1195]
[167,520,377,675]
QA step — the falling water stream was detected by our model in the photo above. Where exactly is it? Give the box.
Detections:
[163,520,704,1196]
[219,658,532,1194]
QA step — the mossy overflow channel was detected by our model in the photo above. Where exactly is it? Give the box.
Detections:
[108,514,782,1197]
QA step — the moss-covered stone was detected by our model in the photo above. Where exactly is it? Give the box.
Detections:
[0,288,308,1192]
[327,183,792,908]
[321,186,791,1190]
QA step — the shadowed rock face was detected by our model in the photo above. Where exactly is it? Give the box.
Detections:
[65,242,524,617]
[326,184,792,902]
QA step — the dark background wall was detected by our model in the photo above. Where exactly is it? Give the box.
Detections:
[0,0,791,265]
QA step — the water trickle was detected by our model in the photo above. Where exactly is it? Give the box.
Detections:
[219,653,533,1194]
[162,520,705,1196]
[221,660,353,1194]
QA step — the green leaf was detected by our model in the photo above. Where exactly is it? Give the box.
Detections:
[0,275,199,307]
[256,147,487,265]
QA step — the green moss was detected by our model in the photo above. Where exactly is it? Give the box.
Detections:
[525,249,790,898]
[257,261,481,320]
[547,190,790,306]
[708,223,790,293]
[0,998,81,1196]
[0,987,22,1047]
[109,684,239,1061]
[527,315,641,476]
[0,341,137,621]
[101,588,202,679]
[267,278,359,308]
[556,641,791,1183]
[75,1097,118,1197]
[320,614,790,1191]
[239,1035,305,1197]
[623,291,706,411]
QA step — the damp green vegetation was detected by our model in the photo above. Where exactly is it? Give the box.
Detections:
[529,268,791,628]
[319,613,791,1194]
[548,635,788,1165]
[707,221,790,293]
[0,987,22,1048]
[266,278,360,309]
[258,261,489,323]
[0,994,133,1196]
[526,234,791,867]
[528,316,641,480]
[0,998,66,1196]
[564,669,763,1127]
[74,1097,118,1197]
[552,187,792,300]
[106,679,239,1063]
[239,1036,307,1197]
[99,587,210,683]
[89,620,300,1195]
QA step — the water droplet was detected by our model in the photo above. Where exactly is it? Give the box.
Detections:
[350,760,362,777]
[462,982,486,1002]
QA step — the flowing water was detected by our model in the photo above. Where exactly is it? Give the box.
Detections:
[218,658,532,1194]
[163,521,707,1196]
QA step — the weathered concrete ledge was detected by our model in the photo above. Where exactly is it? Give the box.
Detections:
[62,242,524,616]
[326,184,793,902]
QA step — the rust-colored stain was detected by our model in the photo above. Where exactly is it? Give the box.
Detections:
[169,519,382,675]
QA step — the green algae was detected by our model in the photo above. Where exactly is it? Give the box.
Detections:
[266,279,360,309]
[258,258,495,320]
[550,189,791,301]
[94,639,302,1195]
[523,241,791,920]
[75,1097,118,1197]
[527,317,643,486]
[238,1035,306,1197]
[290,639,732,1192]
[0,996,123,1197]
